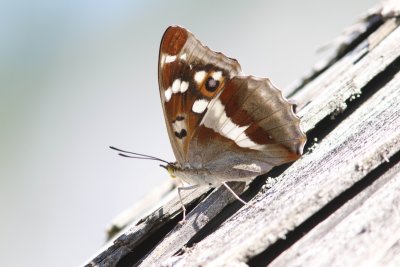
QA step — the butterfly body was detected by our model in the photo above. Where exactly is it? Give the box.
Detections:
[166,162,263,187]
[158,26,306,194]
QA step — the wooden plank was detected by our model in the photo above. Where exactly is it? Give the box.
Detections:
[138,182,245,266]
[291,18,398,107]
[87,186,210,266]
[297,20,400,132]
[379,240,400,266]
[106,180,175,239]
[269,162,400,267]
[166,64,400,266]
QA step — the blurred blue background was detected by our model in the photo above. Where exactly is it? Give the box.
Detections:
[0,1,376,266]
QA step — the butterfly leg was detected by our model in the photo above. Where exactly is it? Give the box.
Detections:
[177,184,199,224]
[222,182,248,205]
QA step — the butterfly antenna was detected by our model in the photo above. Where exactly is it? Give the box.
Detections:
[109,146,169,164]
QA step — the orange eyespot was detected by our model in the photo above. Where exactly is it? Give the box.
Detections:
[198,71,225,98]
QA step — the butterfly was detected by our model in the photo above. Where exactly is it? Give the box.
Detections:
[113,26,306,222]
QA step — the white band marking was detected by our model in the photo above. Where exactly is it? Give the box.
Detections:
[233,163,261,173]
[201,98,263,150]
[192,99,209,114]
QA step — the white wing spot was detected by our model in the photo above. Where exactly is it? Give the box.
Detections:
[180,81,189,93]
[165,55,177,63]
[194,71,207,84]
[212,71,222,81]
[164,87,172,102]
[192,99,209,114]
[166,80,189,101]
[180,53,187,60]
[172,79,181,93]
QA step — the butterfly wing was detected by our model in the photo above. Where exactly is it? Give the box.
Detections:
[158,26,306,180]
[158,26,242,164]
[187,76,307,180]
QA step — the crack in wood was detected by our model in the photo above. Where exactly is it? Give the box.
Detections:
[304,54,400,152]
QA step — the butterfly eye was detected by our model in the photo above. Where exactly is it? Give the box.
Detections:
[205,77,220,92]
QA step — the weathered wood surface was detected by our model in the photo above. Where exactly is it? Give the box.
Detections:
[106,180,175,239]
[88,185,211,265]
[86,2,400,267]
[270,161,400,267]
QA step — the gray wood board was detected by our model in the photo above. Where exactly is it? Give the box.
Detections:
[106,180,175,239]
[138,183,246,266]
[297,20,400,132]
[269,161,400,267]
[87,186,210,266]
[291,18,399,109]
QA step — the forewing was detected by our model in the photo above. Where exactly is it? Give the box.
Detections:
[158,26,242,164]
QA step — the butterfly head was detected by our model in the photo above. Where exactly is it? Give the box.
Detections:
[160,162,179,179]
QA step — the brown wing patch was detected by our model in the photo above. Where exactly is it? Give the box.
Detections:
[160,26,188,55]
